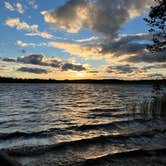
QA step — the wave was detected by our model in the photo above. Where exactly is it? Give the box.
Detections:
[4,127,166,157]
[89,108,121,113]
[88,112,143,119]
[0,127,68,140]
[0,118,162,141]
[68,118,152,131]
[69,148,166,166]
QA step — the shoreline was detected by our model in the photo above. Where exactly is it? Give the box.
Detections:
[0,77,166,84]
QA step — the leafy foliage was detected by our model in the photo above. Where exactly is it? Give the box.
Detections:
[144,0,166,52]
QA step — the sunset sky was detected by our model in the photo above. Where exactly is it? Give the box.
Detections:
[0,0,165,80]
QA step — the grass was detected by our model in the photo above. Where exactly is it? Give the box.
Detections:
[128,84,166,119]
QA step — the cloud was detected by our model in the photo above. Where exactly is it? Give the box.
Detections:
[16,40,36,47]
[28,0,38,9]
[5,0,163,80]
[143,63,166,70]
[17,54,44,64]
[101,63,166,80]
[3,54,61,68]
[5,18,54,39]
[2,54,87,72]
[1,54,165,79]
[15,33,165,66]
[16,40,48,47]
[147,73,165,79]
[98,33,166,64]
[0,66,13,71]
[126,50,166,63]
[48,33,165,65]
[4,2,24,14]
[40,0,165,68]
[17,67,49,74]
[2,58,16,62]
[16,2,24,14]
[42,0,153,36]
[48,42,103,59]
[47,34,152,61]
[101,33,151,56]
[15,40,103,60]
[61,63,86,71]
[17,54,62,68]
[76,36,98,43]
[25,32,53,39]
[41,0,165,67]
[4,1,14,11]
[105,64,140,74]
[6,18,38,32]
[41,0,90,33]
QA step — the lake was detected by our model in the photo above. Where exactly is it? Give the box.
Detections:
[0,83,166,166]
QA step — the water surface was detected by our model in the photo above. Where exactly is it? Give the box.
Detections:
[0,83,166,166]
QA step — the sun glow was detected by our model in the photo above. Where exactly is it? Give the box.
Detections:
[76,71,86,78]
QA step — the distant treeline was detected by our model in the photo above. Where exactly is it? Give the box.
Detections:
[0,77,166,85]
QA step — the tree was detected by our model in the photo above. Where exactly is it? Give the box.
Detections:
[144,0,166,52]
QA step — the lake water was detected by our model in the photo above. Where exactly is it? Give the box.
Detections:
[0,83,166,166]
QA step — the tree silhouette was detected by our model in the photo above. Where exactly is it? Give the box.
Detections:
[144,0,166,52]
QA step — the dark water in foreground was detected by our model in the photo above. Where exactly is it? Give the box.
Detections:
[0,83,166,166]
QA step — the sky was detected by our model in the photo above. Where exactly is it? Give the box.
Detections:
[0,0,165,80]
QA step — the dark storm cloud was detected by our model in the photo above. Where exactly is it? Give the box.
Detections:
[106,64,140,74]
[17,54,62,67]
[147,73,165,79]
[144,63,166,70]
[99,33,166,64]
[2,54,88,72]
[126,51,166,63]
[3,58,17,62]
[101,42,146,57]
[17,67,49,74]
[101,33,151,56]
[42,0,165,67]
[61,63,86,71]
[42,0,153,36]
[17,54,44,64]
[49,32,161,64]
[3,54,62,68]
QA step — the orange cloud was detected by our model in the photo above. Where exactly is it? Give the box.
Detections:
[48,42,103,59]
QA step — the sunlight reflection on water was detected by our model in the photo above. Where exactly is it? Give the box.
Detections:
[0,83,165,151]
